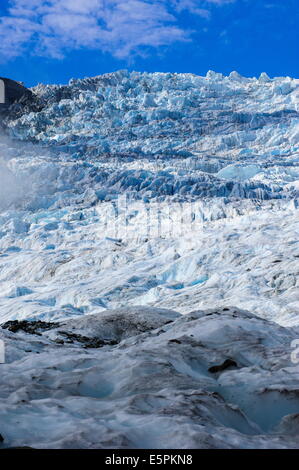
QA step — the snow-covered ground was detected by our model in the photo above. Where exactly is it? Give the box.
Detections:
[0,70,299,448]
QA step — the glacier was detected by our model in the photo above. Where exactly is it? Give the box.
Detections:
[0,70,299,448]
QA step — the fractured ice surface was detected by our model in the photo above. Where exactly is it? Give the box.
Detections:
[0,70,299,448]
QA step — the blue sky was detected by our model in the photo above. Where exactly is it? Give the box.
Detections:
[0,0,298,87]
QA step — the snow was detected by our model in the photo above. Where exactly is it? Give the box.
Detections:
[0,70,299,448]
[217,164,262,181]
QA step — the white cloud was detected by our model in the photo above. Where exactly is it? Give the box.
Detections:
[0,0,236,61]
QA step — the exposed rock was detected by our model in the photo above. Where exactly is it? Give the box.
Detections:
[208,359,238,373]
[1,320,59,335]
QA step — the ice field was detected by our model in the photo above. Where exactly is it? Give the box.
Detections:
[0,70,299,448]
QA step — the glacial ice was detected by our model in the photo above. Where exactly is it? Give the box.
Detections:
[0,306,299,448]
[0,70,299,448]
